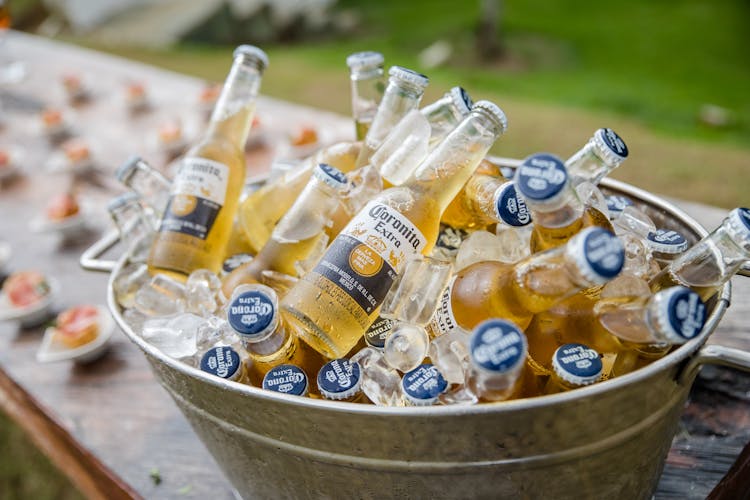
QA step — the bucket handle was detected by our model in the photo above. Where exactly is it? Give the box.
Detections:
[79,229,120,273]
[679,343,750,386]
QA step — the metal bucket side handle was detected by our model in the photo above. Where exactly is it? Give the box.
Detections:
[79,229,120,273]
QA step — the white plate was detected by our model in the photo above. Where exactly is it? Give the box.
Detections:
[30,203,91,238]
[44,150,95,175]
[0,277,59,327]
[36,305,114,363]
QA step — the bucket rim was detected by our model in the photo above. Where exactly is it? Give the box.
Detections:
[109,177,730,417]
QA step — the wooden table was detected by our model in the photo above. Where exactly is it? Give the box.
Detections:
[0,32,748,499]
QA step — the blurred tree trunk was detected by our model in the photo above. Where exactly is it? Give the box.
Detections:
[476,0,503,61]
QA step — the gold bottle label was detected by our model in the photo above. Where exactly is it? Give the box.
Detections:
[160,158,229,240]
[312,200,426,316]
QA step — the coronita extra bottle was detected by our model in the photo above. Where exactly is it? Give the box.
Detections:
[420,86,474,150]
[221,163,350,297]
[317,358,366,403]
[226,284,324,386]
[346,51,385,140]
[282,100,508,358]
[565,128,628,188]
[354,66,429,169]
[650,207,750,301]
[147,45,267,278]
[440,178,531,231]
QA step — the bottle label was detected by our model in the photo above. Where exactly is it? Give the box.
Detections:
[159,157,229,240]
[429,277,459,336]
[313,201,426,316]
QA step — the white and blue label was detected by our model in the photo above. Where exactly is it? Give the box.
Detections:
[665,287,706,341]
[316,163,348,188]
[228,290,275,338]
[429,278,459,337]
[317,359,361,397]
[200,346,241,380]
[516,153,567,202]
[401,364,447,404]
[554,343,602,381]
[494,182,531,227]
[583,228,624,279]
[262,365,308,396]
[160,157,229,240]
[470,319,526,373]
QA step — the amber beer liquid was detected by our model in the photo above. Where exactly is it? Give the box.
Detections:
[147,46,267,278]
[282,101,508,358]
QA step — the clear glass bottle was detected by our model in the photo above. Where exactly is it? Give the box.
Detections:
[317,358,366,403]
[346,51,385,141]
[147,45,267,279]
[543,343,603,394]
[226,284,324,386]
[115,155,171,222]
[466,319,536,402]
[199,345,249,384]
[420,86,474,149]
[644,228,689,266]
[282,100,508,358]
[430,227,625,337]
[107,192,154,262]
[262,364,309,396]
[650,207,750,300]
[401,364,448,406]
[221,163,350,297]
[354,66,429,169]
[441,178,531,231]
[565,128,628,188]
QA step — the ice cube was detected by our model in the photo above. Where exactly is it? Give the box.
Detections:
[134,274,186,317]
[186,269,225,317]
[141,312,203,359]
[455,230,514,271]
[351,347,404,406]
[429,329,471,385]
[381,255,453,325]
[383,322,430,372]
[113,262,150,309]
[438,385,478,406]
[614,206,656,239]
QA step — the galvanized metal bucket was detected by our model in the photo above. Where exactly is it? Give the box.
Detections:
[82,174,750,499]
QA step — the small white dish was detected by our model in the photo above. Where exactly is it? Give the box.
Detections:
[36,305,114,363]
[30,207,90,238]
[0,277,58,327]
[44,151,94,175]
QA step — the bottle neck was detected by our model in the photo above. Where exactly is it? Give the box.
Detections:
[421,95,465,149]
[565,141,617,188]
[242,312,288,357]
[525,181,584,230]
[365,80,425,149]
[409,110,504,212]
[206,58,263,149]
[350,66,385,131]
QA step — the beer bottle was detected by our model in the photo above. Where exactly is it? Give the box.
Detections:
[543,343,603,394]
[644,228,689,266]
[282,100,508,358]
[466,319,537,402]
[354,66,430,168]
[226,284,324,386]
[317,358,367,403]
[441,178,531,231]
[401,364,448,406]
[430,226,625,336]
[650,207,750,300]
[515,153,612,253]
[262,364,309,396]
[346,51,385,140]
[199,345,249,384]
[420,86,474,150]
[147,45,267,278]
[107,192,154,262]
[221,163,350,297]
[115,155,171,223]
[565,128,628,188]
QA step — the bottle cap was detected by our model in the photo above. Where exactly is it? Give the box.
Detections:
[645,229,688,255]
[115,155,143,184]
[726,207,750,252]
[649,286,707,344]
[449,86,473,117]
[222,253,254,274]
[471,100,508,134]
[516,153,568,203]
[364,316,393,350]
[262,364,309,396]
[592,128,628,166]
[401,364,448,406]
[500,166,516,180]
[493,181,532,227]
[388,66,429,89]
[226,284,279,342]
[199,346,242,381]
[317,359,362,401]
[606,195,634,217]
[313,163,349,190]
[469,319,527,375]
[107,191,141,212]
[568,227,625,285]
[346,51,384,71]
[233,45,269,71]
[552,343,602,386]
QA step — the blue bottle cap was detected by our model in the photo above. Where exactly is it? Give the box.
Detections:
[493,181,532,227]
[469,319,527,375]
[449,86,473,117]
[471,100,508,134]
[388,66,429,88]
[364,316,394,350]
[199,346,242,381]
[650,286,707,344]
[317,359,362,401]
[568,227,625,285]
[346,51,384,71]
[552,343,603,386]
[226,285,279,342]
[401,364,448,406]
[646,229,688,255]
[727,207,750,251]
[262,364,309,396]
[313,163,349,190]
[605,195,634,219]
[222,253,254,274]
[516,153,568,203]
[593,128,629,164]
